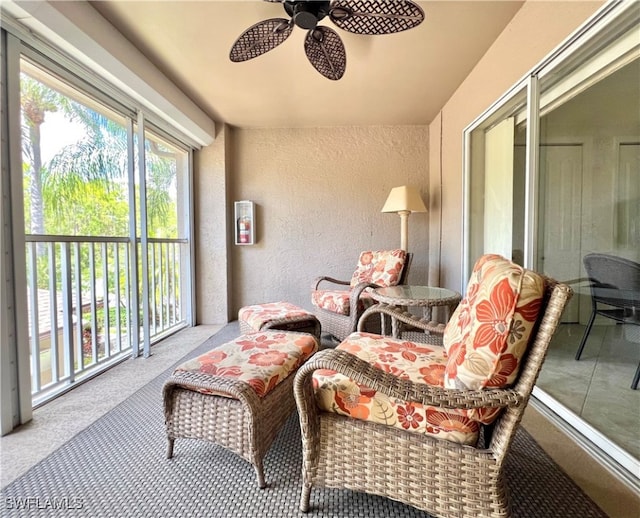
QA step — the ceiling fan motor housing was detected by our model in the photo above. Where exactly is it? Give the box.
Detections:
[284,1,331,30]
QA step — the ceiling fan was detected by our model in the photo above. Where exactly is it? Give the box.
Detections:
[229,0,425,81]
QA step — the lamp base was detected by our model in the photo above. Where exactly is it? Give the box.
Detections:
[398,210,410,252]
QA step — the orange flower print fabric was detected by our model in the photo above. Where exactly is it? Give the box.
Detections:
[175,331,318,397]
[349,250,407,288]
[238,301,314,331]
[311,290,376,315]
[442,254,544,391]
[312,332,481,445]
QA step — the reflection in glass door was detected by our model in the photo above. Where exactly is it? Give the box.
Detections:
[536,57,640,462]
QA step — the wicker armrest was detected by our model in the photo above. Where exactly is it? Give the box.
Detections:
[295,349,524,410]
[312,276,351,290]
[349,281,380,309]
[358,303,447,336]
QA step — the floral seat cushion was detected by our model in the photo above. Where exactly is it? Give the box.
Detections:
[443,254,545,391]
[238,301,315,331]
[313,332,482,445]
[312,250,407,315]
[175,331,318,397]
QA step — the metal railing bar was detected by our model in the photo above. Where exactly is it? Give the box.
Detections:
[89,243,98,366]
[159,242,164,332]
[138,115,151,358]
[62,242,75,384]
[101,242,110,358]
[124,244,132,352]
[147,237,188,244]
[73,242,82,378]
[150,242,157,336]
[166,243,171,327]
[25,235,129,243]
[172,242,177,325]
[48,242,59,384]
[166,243,171,326]
[114,242,122,354]
[27,243,41,393]
[32,349,131,409]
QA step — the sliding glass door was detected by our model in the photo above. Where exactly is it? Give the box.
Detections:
[535,47,639,468]
[464,3,639,482]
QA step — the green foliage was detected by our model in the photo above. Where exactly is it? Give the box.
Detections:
[42,173,130,236]
[83,305,129,333]
[21,72,181,241]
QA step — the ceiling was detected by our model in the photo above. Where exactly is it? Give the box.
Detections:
[90,1,525,129]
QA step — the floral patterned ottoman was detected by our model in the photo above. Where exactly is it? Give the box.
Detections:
[238,301,321,341]
[163,330,318,488]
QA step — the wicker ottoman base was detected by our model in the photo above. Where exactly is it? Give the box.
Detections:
[163,330,318,488]
[238,301,321,341]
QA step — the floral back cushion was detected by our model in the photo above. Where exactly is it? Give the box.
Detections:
[349,250,407,288]
[443,254,544,390]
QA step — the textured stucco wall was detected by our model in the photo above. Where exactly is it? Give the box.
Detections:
[226,126,430,315]
[428,0,605,290]
[194,125,232,323]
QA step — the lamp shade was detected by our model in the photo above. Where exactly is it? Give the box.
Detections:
[381,186,427,213]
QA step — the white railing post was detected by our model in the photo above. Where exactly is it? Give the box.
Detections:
[48,242,59,384]
[101,242,110,358]
[61,242,75,384]
[27,243,40,393]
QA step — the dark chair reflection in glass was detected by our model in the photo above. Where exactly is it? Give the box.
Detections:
[575,253,640,389]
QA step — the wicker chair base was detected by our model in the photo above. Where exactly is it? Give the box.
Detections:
[298,275,572,518]
[314,307,382,342]
[163,366,297,488]
[301,413,509,518]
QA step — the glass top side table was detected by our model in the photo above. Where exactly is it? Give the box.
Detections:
[369,285,462,338]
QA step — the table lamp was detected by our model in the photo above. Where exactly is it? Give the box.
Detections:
[381,185,427,251]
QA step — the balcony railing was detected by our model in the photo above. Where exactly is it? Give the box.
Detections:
[25,235,187,406]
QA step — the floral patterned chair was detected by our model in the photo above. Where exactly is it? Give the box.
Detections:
[311,249,412,341]
[295,254,573,517]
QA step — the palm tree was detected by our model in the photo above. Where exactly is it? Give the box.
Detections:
[20,75,63,236]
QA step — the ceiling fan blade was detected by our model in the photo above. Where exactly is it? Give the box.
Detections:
[304,26,346,81]
[329,0,425,35]
[229,18,293,62]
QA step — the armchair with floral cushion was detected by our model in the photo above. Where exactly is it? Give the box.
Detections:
[295,254,573,517]
[311,249,412,341]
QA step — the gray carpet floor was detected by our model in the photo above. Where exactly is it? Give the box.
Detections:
[1,323,607,517]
